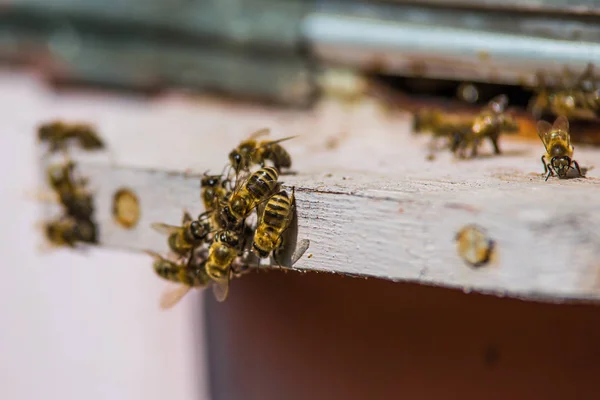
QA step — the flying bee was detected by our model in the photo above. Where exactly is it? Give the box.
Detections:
[145,250,211,309]
[42,216,97,248]
[205,230,243,302]
[38,120,105,152]
[453,95,519,158]
[252,188,295,260]
[229,128,297,174]
[455,224,495,268]
[537,115,582,181]
[151,210,213,257]
[222,166,279,227]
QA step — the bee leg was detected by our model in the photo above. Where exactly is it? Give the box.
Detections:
[182,209,193,224]
[541,155,548,174]
[26,189,60,203]
[470,140,479,158]
[491,135,501,155]
[545,167,553,181]
[572,160,583,177]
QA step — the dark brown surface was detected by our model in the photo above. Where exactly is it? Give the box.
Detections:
[204,270,600,400]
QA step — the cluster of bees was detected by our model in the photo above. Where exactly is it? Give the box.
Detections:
[414,65,598,181]
[37,121,105,248]
[528,63,600,121]
[147,128,310,309]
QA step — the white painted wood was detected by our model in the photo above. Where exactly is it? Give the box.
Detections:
[78,162,600,303]
[13,66,600,303]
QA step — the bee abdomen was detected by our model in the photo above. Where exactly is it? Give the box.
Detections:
[269,145,292,168]
[247,167,278,199]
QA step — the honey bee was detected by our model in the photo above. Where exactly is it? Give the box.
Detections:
[201,172,229,213]
[253,188,295,259]
[43,216,97,248]
[453,95,519,158]
[529,65,600,120]
[413,109,473,151]
[151,210,212,257]
[145,250,211,309]
[38,120,105,152]
[229,128,296,174]
[537,115,582,180]
[222,166,279,227]
[455,224,495,268]
[205,230,243,302]
[46,159,94,220]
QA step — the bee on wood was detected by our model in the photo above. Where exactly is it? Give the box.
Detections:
[537,115,582,180]
[46,158,94,221]
[205,230,243,302]
[145,250,211,309]
[252,188,295,260]
[528,64,600,120]
[413,109,474,152]
[221,166,279,227]
[38,120,105,152]
[151,210,213,258]
[229,128,296,174]
[453,95,519,158]
[455,224,495,268]
[43,216,98,248]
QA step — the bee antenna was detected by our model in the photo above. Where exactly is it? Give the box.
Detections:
[220,163,232,178]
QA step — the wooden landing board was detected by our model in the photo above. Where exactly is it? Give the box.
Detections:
[20,68,600,303]
[75,161,600,303]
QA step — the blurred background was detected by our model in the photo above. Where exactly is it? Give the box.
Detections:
[2,1,600,399]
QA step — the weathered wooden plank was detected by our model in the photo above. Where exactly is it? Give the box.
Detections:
[21,66,600,303]
[75,161,600,303]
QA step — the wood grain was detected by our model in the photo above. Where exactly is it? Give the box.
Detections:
[76,162,600,303]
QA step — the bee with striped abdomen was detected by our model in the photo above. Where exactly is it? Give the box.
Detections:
[205,230,243,302]
[145,250,211,309]
[253,188,295,261]
[151,210,212,257]
[537,115,582,180]
[229,128,296,174]
[221,166,279,227]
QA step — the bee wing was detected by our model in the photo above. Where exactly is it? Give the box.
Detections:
[291,239,310,266]
[255,197,267,226]
[211,275,230,302]
[536,120,553,149]
[488,94,508,114]
[150,222,181,236]
[159,285,192,310]
[248,128,271,140]
[143,249,164,262]
[552,115,570,132]
[259,135,299,148]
